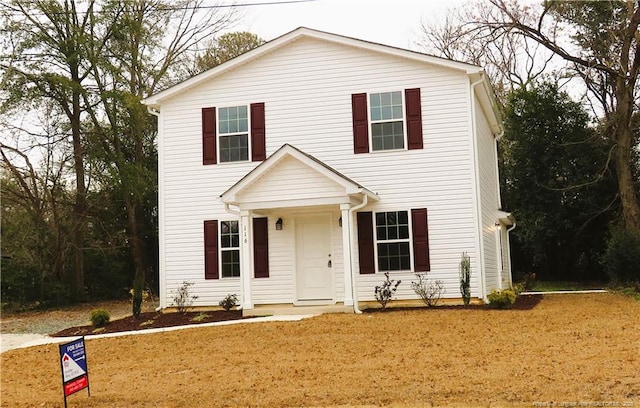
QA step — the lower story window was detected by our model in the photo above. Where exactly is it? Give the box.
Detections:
[220,221,240,277]
[376,211,410,271]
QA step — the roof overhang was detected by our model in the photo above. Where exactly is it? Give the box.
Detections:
[497,210,515,226]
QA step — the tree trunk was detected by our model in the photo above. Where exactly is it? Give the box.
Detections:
[614,82,640,232]
[69,67,87,301]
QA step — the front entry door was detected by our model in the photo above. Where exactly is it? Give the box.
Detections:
[295,214,333,301]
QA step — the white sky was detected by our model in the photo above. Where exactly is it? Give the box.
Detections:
[228,0,466,50]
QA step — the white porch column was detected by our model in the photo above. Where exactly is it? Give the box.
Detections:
[240,210,254,310]
[340,203,354,306]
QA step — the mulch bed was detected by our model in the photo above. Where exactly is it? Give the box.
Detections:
[51,310,246,337]
[52,295,542,337]
[363,294,542,313]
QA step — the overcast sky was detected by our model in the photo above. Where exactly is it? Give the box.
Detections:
[227,0,466,50]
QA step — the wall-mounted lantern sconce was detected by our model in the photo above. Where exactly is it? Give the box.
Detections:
[275,218,283,231]
[338,216,342,227]
[494,221,501,230]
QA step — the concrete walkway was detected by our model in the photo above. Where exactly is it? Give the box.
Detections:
[0,314,317,354]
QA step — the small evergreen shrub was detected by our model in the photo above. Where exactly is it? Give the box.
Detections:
[411,272,445,307]
[219,294,239,311]
[171,281,199,313]
[459,252,471,305]
[374,272,401,309]
[487,289,516,309]
[90,309,111,328]
[602,226,640,284]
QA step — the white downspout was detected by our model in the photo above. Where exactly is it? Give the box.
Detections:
[469,74,488,302]
[348,193,369,314]
[147,106,165,312]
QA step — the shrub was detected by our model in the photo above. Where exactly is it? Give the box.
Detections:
[374,272,401,309]
[459,252,471,305]
[487,289,516,309]
[411,272,445,307]
[90,309,111,328]
[602,226,640,284]
[219,294,239,311]
[171,281,199,313]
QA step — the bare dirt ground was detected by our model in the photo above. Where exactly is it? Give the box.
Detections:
[1,293,639,407]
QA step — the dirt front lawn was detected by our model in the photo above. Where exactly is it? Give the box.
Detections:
[1,293,639,407]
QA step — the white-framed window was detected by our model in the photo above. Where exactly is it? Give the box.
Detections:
[220,220,240,278]
[369,91,405,151]
[375,211,411,271]
[218,105,249,162]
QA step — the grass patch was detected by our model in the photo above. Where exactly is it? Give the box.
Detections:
[530,281,606,292]
[190,312,211,322]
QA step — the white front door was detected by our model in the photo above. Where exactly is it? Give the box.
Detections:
[295,214,333,301]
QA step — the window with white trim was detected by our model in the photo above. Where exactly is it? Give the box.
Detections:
[220,220,240,278]
[375,211,411,271]
[218,106,249,162]
[370,91,404,151]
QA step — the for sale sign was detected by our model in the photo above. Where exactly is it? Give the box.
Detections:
[59,337,90,407]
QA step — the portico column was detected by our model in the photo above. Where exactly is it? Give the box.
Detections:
[240,210,253,310]
[340,203,354,306]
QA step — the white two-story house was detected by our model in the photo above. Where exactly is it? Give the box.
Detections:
[142,27,514,314]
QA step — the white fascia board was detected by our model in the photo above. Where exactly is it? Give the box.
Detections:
[469,72,503,135]
[238,196,350,211]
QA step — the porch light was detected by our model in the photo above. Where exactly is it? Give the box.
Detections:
[495,221,501,230]
[338,216,342,227]
[275,218,283,230]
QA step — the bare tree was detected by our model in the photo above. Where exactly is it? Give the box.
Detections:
[421,0,640,232]
[0,0,238,303]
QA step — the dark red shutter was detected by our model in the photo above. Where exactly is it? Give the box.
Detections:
[250,102,266,162]
[352,93,369,154]
[253,217,269,278]
[204,220,219,279]
[202,107,217,165]
[411,208,430,272]
[357,212,375,274]
[405,88,423,150]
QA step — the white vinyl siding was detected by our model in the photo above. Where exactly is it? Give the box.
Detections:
[158,36,489,306]
[475,96,504,294]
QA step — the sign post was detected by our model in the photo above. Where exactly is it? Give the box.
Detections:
[59,337,90,408]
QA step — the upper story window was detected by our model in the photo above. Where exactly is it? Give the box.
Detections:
[202,103,266,165]
[218,106,249,163]
[375,211,411,271]
[370,91,404,151]
[352,88,423,154]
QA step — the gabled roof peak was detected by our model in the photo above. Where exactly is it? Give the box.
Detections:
[142,26,484,108]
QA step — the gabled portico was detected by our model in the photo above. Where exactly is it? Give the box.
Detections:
[220,144,379,311]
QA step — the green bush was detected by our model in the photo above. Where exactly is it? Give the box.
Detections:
[487,289,516,309]
[90,309,111,328]
[602,226,640,284]
[219,294,238,311]
[459,252,471,305]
